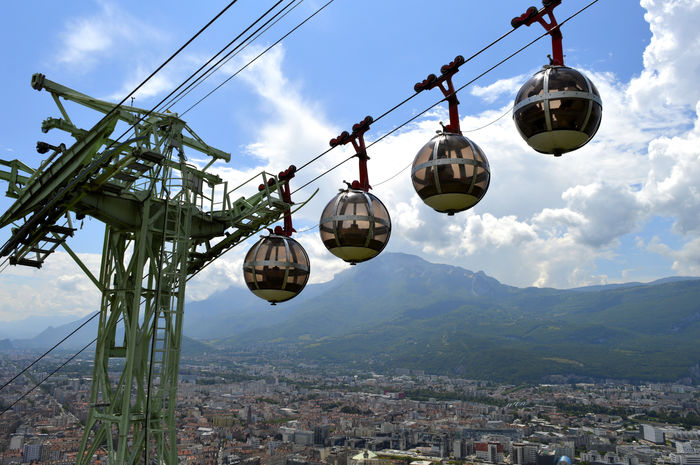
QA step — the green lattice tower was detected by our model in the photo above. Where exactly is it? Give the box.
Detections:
[0,74,295,464]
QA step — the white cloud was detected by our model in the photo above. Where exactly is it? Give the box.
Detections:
[560,182,645,248]
[54,1,165,73]
[647,236,700,276]
[629,0,700,111]
[471,75,528,103]
[461,213,538,254]
[0,252,101,322]
[639,101,700,235]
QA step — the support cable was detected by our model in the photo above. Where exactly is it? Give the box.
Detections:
[0,312,99,394]
[179,0,336,117]
[102,1,291,153]
[93,0,242,131]
[0,338,96,417]
[163,0,305,112]
[156,0,294,113]
[292,0,600,193]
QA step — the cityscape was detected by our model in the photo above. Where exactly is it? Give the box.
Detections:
[1,350,699,465]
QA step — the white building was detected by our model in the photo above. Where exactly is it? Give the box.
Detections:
[642,425,665,444]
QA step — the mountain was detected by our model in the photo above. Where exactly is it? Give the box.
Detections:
[5,253,699,383]
[203,253,700,383]
[0,314,86,340]
[8,314,212,356]
[211,253,518,345]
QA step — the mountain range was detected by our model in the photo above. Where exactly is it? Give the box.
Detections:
[3,253,700,383]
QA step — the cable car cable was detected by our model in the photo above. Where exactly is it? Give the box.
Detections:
[0,337,97,418]
[164,0,306,113]
[0,311,100,394]
[101,1,292,150]
[463,106,513,133]
[294,24,519,173]
[157,0,296,113]
[0,311,131,418]
[373,161,413,188]
[292,0,600,193]
[81,0,242,140]
[180,0,336,117]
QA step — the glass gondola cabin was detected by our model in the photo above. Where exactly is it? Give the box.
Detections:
[319,188,391,264]
[411,132,490,215]
[513,65,602,156]
[243,234,310,304]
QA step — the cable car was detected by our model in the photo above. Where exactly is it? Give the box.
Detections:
[411,56,491,215]
[411,132,490,215]
[243,166,310,304]
[320,187,391,264]
[511,1,602,156]
[320,116,391,264]
[243,232,310,304]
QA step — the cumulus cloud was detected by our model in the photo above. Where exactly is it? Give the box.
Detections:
[560,182,645,248]
[628,0,700,112]
[0,252,101,322]
[471,75,528,103]
[54,1,165,73]
[640,102,700,235]
[647,236,700,276]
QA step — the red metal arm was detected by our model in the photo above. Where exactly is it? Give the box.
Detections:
[259,165,297,236]
[329,115,374,192]
[414,55,465,134]
[511,0,564,66]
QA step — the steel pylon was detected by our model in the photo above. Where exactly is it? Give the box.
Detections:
[0,74,295,464]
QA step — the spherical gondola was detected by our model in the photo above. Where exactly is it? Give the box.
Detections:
[320,116,392,264]
[243,232,310,305]
[513,65,602,156]
[319,187,391,264]
[411,132,490,215]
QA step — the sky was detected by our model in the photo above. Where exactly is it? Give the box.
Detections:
[1,0,699,324]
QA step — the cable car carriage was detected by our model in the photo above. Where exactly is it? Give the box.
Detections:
[243,166,310,304]
[319,116,391,264]
[511,0,602,156]
[411,56,491,215]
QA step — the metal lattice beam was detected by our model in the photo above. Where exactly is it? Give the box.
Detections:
[0,74,299,465]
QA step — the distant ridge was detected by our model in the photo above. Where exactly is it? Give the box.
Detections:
[209,253,700,383]
[4,253,699,383]
[571,276,698,292]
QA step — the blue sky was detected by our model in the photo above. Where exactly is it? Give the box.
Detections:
[2,0,700,323]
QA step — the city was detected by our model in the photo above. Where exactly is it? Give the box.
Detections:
[1,350,699,465]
